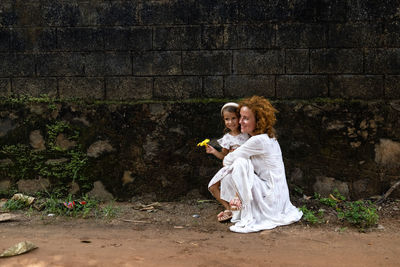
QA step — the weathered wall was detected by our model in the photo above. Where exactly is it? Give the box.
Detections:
[0,1,399,200]
[0,0,399,100]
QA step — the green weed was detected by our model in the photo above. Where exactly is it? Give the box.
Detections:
[299,205,323,224]
[337,200,379,230]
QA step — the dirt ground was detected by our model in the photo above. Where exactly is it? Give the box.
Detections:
[1,198,400,267]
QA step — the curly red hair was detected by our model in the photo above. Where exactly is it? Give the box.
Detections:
[239,96,278,138]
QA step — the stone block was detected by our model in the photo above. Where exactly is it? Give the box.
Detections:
[140,0,194,25]
[329,75,383,99]
[87,181,113,201]
[285,49,309,74]
[57,27,103,51]
[201,25,225,50]
[10,28,57,51]
[0,53,35,77]
[237,0,289,22]
[104,52,131,75]
[233,50,284,74]
[132,51,181,75]
[153,26,201,50]
[106,77,152,100]
[203,76,224,98]
[365,48,400,74]
[346,0,398,22]
[154,76,202,100]
[182,51,231,75]
[236,24,274,49]
[328,23,384,48]
[277,75,328,99]
[385,21,400,47]
[194,0,239,24]
[37,52,84,76]
[385,76,400,99]
[12,78,57,98]
[87,140,115,158]
[0,1,18,26]
[104,27,152,51]
[313,176,349,198]
[30,130,45,151]
[310,49,363,74]
[0,29,10,51]
[375,139,400,168]
[225,75,275,98]
[98,1,138,26]
[59,77,104,100]
[0,79,11,97]
[276,23,326,48]
[17,178,50,194]
[41,1,81,27]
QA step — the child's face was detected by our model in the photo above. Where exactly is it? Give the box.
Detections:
[223,111,239,132]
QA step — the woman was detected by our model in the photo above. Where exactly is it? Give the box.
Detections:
[208,96,302,233]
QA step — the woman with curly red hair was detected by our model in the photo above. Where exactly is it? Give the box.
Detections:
[208,96,302,233]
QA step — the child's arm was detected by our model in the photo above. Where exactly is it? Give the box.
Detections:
[205,145,229,160]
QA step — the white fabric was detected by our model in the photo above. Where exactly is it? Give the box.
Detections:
[208,134,303,233]
[217,133,249,150]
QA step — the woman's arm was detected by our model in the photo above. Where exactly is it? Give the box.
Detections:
[223,136,264,166]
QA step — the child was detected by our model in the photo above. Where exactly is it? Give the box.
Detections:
[205,102,249,222]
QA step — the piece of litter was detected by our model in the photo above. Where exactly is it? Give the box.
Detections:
[47,213,55,217]
[0,241,38,258]
[192,214,200,218]
[11,193,35,205]
[0,213,17,222]
[174,226,184,229]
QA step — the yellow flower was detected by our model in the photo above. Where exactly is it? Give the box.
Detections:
[197,139,210,147]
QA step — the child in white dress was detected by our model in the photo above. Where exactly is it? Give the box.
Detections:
[204,102,249,222]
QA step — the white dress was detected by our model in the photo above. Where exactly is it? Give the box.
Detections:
[217,132,249,151]
[208,134,303,233]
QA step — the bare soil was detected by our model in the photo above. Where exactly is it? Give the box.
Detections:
[1,198,400,267]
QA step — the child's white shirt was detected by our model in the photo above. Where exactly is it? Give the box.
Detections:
[217,132,249,151]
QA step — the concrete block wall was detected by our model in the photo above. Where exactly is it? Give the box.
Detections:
[0,0,399,100]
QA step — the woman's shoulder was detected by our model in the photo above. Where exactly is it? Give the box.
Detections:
[249,134,276,144]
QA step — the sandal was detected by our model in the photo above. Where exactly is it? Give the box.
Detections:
[229,196,242,211]
[217,210,233,223]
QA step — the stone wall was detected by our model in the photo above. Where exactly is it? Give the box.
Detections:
[0,1,399,200]
[0,0,399,100]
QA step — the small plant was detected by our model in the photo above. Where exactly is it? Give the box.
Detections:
[299,205,322,224]
[99,201,120,220]
[2,198,30,211]
[337,200,379,229]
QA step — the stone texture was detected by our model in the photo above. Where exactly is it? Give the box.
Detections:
[104,27,152,51]
[0,180,10,192]
[55,134,77,150]
[375,139,400,168]
[87,181,114,201]
[0,79,11,97]
[384,21,400,47]
[12,78,57,98]
[87,140,115,158]
[37,53,85,76]
[385,76,400,99]
[329,75,383,99]
[236,24,274,49]
[277,75,328,99]
[201,25,225,50]
[10,28,57,51]
[182,51,231,75]
[310,49,363,74]
[329,23,384,48]
[59,77,104,100]
[57,27,103,51]
[203,76,224,98]
[0,119,15,137]
[154,76,202,100]
[225,75,275,98]
[285,49,309,74]
[233,50,284,74]
[29,130,45,151]
[153,26,201,50]
[132,51,181,76]
[122,171,135,186]
[106,77,152,100]
[0,29,10,51]
[365,48,400,74]
[17,178,50,194]
[0,53,35,77]
[313,176,350,198]
[277,23,326,48]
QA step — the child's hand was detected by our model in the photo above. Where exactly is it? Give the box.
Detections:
[197,139,210,147]
[205,145,217,154]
